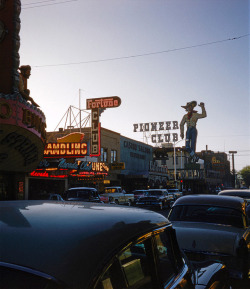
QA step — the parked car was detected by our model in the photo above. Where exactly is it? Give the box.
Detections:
[48,193,64,201]
[100,186,134,205]
[168,194,250,280]
[0,200,229,289]
[136,189,174,210]
[65,187,102,203]
[218,189,250,202]
[131,189,149,203]
[168,188,183,200]
[219,189,250,220]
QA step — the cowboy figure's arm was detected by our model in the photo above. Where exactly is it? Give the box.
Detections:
[197,102,207,119]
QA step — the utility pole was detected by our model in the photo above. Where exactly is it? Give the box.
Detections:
[229,151,237,188]
[79,89,81,132]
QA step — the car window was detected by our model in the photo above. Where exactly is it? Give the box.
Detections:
[95,227,183,289]
[96,238,155,289]
[154,232,177,285]
[104,188,117,193]
[148,191,163,196]
[169,205,245,228]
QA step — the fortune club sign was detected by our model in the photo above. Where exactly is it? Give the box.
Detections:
[86,96,121,156]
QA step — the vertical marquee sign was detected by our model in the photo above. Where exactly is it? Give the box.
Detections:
[86,96,121,156]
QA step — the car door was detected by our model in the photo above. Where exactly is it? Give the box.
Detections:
[94,226,194,289]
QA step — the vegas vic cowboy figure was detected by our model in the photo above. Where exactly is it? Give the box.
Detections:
[180,101,207,162]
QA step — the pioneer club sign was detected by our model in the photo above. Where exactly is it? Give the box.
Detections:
[86,96,121,156]
[133,121,179,143]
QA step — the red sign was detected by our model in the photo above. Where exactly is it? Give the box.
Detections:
[86,96,121,156]
[86,96,121,109]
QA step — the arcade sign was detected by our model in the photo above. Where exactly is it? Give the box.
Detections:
[86,96,121,156]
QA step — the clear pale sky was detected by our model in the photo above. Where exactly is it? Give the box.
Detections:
[19,0,249,172]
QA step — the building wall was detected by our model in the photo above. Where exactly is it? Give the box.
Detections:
[120,136,153,175]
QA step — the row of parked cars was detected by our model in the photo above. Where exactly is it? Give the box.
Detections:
[1,188,249,288]
[1,195,231,289]
[49,186,183,209]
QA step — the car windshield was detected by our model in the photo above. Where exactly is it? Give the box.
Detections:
[67,190,96,199]
[134,191,145,195]
[147,191,163,196]
[104,188,117,193]
[169,205,244,228]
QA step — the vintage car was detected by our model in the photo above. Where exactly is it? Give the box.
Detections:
[168,188,183,200]
[0,200,230,289]
[136,189,174,210]
[168,195,250,280]
[219,189,250,221]
[218,189,250,202]
[131,189,149,203]
[65,187,102,203]
[100,186,134,205]
[48,193,64,201]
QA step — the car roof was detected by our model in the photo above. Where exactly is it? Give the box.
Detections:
[173,194,246,211]
[68,187,97,190]
[0,201,169,288]
[219,189,250,198]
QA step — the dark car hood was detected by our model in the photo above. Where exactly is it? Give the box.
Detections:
[139,196,162,201]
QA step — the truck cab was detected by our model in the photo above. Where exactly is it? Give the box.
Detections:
[101,186,134,205]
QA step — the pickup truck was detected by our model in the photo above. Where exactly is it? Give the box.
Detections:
[101,186,134,206]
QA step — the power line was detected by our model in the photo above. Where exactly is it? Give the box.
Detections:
[22,0,79,9]
[32,34,249,68]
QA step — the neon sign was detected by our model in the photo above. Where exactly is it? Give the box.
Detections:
[86,96,121,109]
[86,96,121,156]
[30,170,68,178]
[44,142,87,158]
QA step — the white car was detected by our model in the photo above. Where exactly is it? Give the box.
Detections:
[100,186,134,205]
[169,194,250,280]
[168,188,182,200]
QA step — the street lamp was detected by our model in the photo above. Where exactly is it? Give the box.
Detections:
[229,151,237,188]
[173,139,184,188]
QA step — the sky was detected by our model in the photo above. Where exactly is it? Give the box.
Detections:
[19,0,249,172]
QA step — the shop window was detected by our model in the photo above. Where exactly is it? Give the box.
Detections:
[101,148,108,162]
[111,150,117,163]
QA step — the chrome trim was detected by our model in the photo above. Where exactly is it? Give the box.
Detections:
[164,264,189,289]
[184,249,231,257]
[0,262,61,284]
